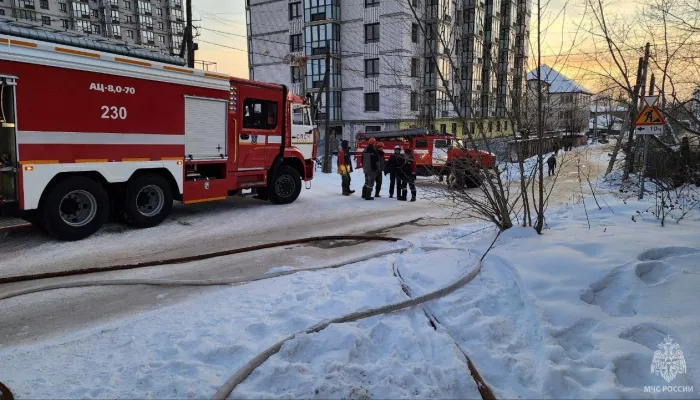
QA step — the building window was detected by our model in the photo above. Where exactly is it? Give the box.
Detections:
[41,15,50,24]
[158,22,163,29]
[71,2,90,17]
[365,0,378,7]
[365,92,379,111]
[170,8,183,21]
[365,125,381,132]
[488,121,493,132]
[289,34,302,52]
[92,23,101,33]
[40,0,48,9]
[75,19,91,33]
[157,7,162,15]
[411,23,418,43]
[110,9,119,22]
[504,120,508,131]
[440,124,447,134]
[0,10,4,16]
[172,35,182,50]
[159,35,165,43]
[305,23,340,56]
[412,0,417,6]
[127,29,134,38]
[411,58,418,77]
[452,123,457,134]
[172,22,184,35]
[19,0,35,7]
[59,2,66,11]
[139,15,153,29]
[365,23,379,43]
[304,0,339,22]
[291,66,301,83]
[496,120,501,131]
[124,0,131,9]
[288,1,301,19]
[364,58,379,78]
[137,0,151,14]
[141,30,154,43]
[13,9,37,21]
[306,58,341,89]
[410,91,418,111]
[424,57,435,85]
[243,99,278,130]
[126,15,133,23]
[61,19,69,28]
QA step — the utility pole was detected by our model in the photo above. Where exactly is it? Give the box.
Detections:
[638,73,655,200]
[623,43,650,180]
[185,0,195,68]
[322,42,332,174]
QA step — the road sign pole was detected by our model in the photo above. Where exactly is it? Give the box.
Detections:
[638,78,656,200]
[639,135,649,200]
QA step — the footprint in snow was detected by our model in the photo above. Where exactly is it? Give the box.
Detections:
[634,261,676,285]
[637,246,699,262]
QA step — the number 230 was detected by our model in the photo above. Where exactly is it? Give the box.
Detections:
[101,106,127,120]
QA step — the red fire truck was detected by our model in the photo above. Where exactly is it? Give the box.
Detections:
[0,35,318,240]
[354,128,496,188]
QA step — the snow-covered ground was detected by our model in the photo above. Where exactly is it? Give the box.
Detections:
[2,182,698,398]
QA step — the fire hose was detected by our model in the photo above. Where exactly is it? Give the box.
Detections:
[0,233,498,399]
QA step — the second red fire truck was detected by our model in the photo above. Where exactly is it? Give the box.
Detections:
[0,35,318,240]
[354,128,496,188]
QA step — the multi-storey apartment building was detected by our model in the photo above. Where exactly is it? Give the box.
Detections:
[1,0,186,58]
[246,0,529,144]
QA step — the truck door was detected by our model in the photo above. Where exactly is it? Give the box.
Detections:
[291,104,314,160]
[240,97,280,170]
[0,76,18,204]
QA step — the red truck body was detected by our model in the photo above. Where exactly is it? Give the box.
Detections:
[0,35,318,240]
[354,129,496,174]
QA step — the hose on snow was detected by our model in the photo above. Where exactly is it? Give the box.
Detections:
[212,257,486,400]
[0,235,402,285]
[0,247,410,301]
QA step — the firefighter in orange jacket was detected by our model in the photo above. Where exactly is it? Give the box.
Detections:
[337,140,355,195]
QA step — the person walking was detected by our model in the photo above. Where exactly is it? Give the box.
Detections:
[337,140,355,196]
[374,142,386,198]
[398,148,417,202]
[385,145,401,198]
[361,137,378,200]
[547,153,557,177]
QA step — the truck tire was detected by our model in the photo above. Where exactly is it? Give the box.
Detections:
[122,174,173,228]
[41,176,109,241]
[269,166,302,205]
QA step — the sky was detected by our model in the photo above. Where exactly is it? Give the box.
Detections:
[192,0,649,96]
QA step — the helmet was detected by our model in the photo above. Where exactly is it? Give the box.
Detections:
[368,137,376,145]
[376,141,384,149]
[394,145,401,150]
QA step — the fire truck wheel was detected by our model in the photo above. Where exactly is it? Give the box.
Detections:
[41,176,109,241]
[123,174,173,228]
[269,166,302,205]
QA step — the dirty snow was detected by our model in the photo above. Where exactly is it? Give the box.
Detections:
[1,147,699,399]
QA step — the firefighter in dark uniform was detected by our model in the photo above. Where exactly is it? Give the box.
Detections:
[374,142,386,197]
[337,140,355,195]
[361,138,378,200]
[398,148,417,202]
[385,145,402,198]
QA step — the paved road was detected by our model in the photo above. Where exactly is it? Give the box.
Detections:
[0,144,611,347]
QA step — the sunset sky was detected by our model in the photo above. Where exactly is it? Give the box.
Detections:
[193,0,647,96]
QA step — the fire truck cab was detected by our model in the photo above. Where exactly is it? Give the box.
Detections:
[354,128,496,188]
[0,35,317,240]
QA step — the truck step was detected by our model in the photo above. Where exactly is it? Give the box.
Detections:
[238,181,266,188]
[0,216,31,231]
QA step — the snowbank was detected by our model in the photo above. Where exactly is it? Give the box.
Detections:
[1,186,699,398]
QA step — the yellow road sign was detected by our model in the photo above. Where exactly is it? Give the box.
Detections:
[633,105,665,126]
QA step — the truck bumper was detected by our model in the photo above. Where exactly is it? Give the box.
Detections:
[304,159,315,181]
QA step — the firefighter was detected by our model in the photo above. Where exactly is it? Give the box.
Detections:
[547,153,557,177]
[374,142,386,197]
[361,137,378,200]
[398,148,417,202]
[337,140,355,195]
[385,145,402,198]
